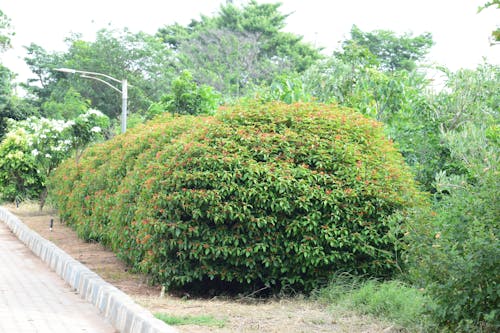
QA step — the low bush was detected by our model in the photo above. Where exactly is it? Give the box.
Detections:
[0,110,109,206]
[405,170,499,332]
[0,127,43,202]
[50,102,423,293]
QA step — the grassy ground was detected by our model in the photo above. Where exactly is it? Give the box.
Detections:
[3,202,412,332]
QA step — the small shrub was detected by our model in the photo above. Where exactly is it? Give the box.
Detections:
[406,170,499,332]
[148,70,220,117]
[0,127,43,202]
[51,102,423,293]
[0,110,109,206]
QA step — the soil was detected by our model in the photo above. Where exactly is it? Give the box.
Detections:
[2,202,397,333]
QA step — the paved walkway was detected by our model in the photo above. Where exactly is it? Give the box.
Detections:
[0,222,116,333]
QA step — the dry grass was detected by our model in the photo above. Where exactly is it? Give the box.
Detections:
[2,202,395,333]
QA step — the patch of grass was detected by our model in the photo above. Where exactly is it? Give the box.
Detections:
[154,313,226,328]
[314,273,437,332]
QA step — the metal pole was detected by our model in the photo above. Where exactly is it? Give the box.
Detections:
[121,79,128,133]
[55,68,129,134]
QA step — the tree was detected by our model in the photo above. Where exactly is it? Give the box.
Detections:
[0,9,13,52]
[156,1,321,96]
[338,25,434,72]
[23,29,177,122]
[22,43,63,108]
[0,126,43,203]
[148,70,220,116]
[0,10,13,137]
[1,66,18,138]
[430,63,500,186]
[41,87,90,120]
[0,64,13,112]
[215,1,319,72]
[0,109,109,208]
[156,21,198,50]
[0,65,37,139]
[405,65,499,330]
[179,29,277,96]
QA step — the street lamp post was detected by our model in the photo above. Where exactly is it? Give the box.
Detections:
[55,68,128,133]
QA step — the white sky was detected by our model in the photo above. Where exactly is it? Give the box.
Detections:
[1,0,499,82]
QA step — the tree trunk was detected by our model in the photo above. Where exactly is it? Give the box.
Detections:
[39,187,48,211]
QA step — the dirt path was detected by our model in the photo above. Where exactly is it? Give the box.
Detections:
[3,203,395,333]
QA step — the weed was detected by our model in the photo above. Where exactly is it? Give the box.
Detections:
[315,274,436,332]
[154,313,226,328]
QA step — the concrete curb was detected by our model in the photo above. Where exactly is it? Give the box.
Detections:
[0,207,177,333]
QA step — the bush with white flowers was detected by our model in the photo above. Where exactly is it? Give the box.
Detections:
[0,109,109,206]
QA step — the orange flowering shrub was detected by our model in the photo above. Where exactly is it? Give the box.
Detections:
[50,102,423,293]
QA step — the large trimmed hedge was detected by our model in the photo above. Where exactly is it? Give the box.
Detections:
[50,102,423,292]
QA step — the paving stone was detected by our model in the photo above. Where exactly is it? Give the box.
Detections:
[0,207,176,333]
[0,222,117,333]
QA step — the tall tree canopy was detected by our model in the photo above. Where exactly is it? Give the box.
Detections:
[0,9,13,52]
[156,0,321,96]
[23,29,177,121]
[0,64,15,137]
[0,9,35,138]
[338,25,434,72]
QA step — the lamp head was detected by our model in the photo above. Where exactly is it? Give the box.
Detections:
[54,68,76,74]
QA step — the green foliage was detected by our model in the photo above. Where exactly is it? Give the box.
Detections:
[405,80,499,331]
[303,56,444,191]
[41,87,90,120]
[339,25,434,72]
[0,64,14,139]
[51,101,423,294]
[303,57,499,193]
[252,74,311,104]
[0,9,13,52]
[0,110,109,205]
[433,64,499,134]
[178,28,275,96]
[406,171,499,332]
[315,275,435,331]
[152,71,220,116]
[0,118,73,203]
[69,109,110,161]
[0,64,37,139]
[214,1,320,73]
[157,1,321,96]
[0,127,43,202]
[480,0,500,8]
[154,313,226,328]
[22,43,62,104]
[0,11,17,138]
[23,29,177,120]
[427,63,500,189]
[303,56,432,121]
